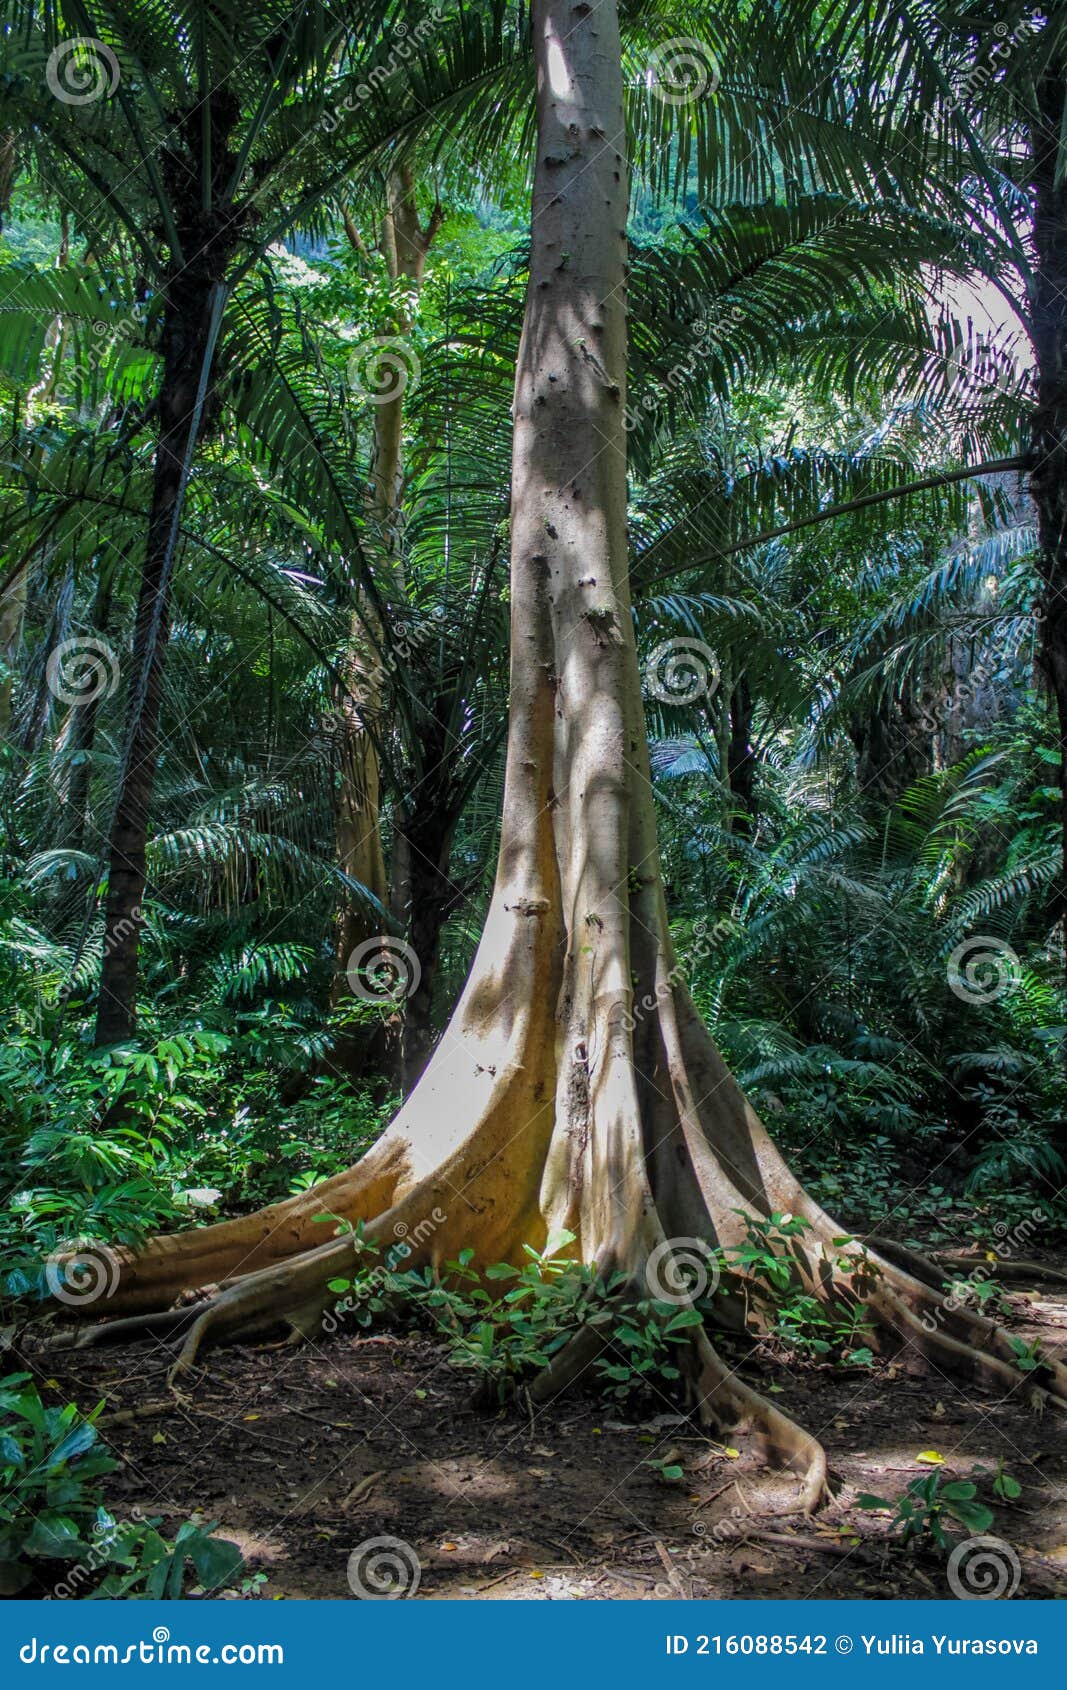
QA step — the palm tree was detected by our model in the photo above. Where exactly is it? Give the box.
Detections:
[0,0,523,1044]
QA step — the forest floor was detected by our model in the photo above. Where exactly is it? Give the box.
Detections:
[35,1265,1067,1602]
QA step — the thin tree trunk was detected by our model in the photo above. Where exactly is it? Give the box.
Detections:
[330,170,442,1053]
[63,576,113,850]
[93,269,225,1045]
[727,674,755,834]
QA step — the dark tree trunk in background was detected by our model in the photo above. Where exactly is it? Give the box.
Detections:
[94,153,239,1043]
[390,698,465,1094]
[20,570,73,754]
[850,686,932,803]
[329,167,443,1044]
[1028,66,1067,999]
[64,577,112,850]
[727,676,755,834]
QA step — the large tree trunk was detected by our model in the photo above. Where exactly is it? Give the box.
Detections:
[1029,66,1067,997]
[93,262,227,1045]
[67,0,1067,1505]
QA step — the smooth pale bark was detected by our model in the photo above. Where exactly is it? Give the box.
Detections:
[68,0,1067,1505]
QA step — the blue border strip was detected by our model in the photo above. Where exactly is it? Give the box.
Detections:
[1,1599,1063,1686]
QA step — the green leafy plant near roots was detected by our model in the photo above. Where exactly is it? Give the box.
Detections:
[325,1229,701,1407]
[857,1470,996,1550]
[0,1374,242,1597]
[323,1215,880,1410]
[856,1453,1022,1557]
[0,994,394,1315]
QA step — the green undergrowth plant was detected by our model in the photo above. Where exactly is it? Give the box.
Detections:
[0,1010,395,1318]
[729,1212,879,1365]
[321,1213,882,1408]
[856,1458,1020,1553]
[323,1228,707,1405]
[0,1374,242,1597]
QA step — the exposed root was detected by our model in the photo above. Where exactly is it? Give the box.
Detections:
[690,1327,829,1516]
[164,1235,357,1383]
[933,1254,1067,1289]
[528,1324,608,1403]
[864,1250,1067,1408]
[67,1307,203,1349]
[867,1234,1067,1291]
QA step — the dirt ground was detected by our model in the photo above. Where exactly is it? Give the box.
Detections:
[30,1273,1067,1602]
